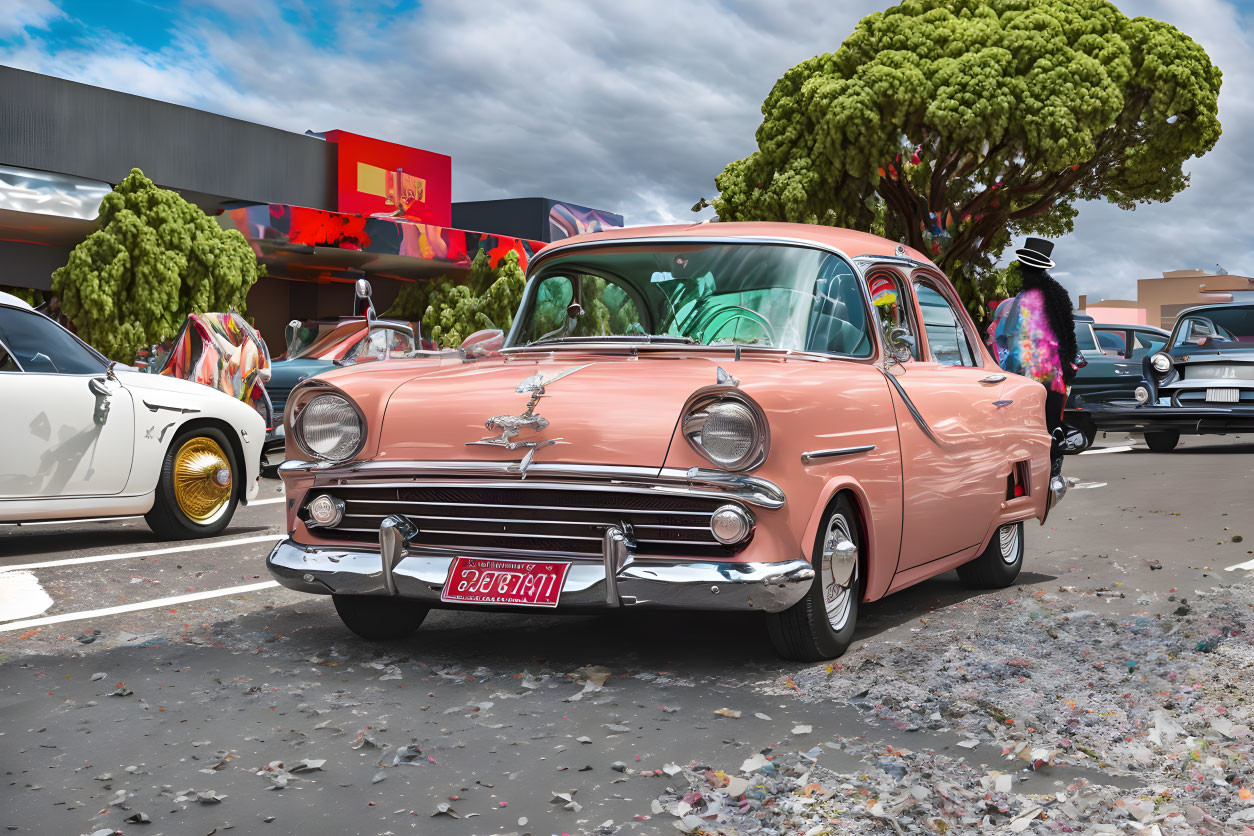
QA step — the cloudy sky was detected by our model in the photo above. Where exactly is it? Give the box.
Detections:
[0,0,1250,302]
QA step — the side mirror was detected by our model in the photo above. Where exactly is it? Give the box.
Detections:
[887,326,916,358]
[355,279,372,300]
[460,329,505,357]
[284,319,300,350]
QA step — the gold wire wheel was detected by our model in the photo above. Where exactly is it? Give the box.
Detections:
[172,436,233,523]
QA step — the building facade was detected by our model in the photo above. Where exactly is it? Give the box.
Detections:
[0,66,623,347]
[1080,269,1254,330]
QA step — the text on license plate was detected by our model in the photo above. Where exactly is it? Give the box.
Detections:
[440,557,570,608]
[1206,388,1240,403]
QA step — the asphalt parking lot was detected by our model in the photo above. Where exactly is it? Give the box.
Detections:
[1,432,1252,834]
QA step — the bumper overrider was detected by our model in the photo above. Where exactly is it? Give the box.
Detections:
[267,461,815,613]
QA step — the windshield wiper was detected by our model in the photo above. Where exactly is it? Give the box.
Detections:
[526,335,696,347]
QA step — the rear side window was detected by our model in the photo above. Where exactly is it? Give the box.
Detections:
[914,282,978,366]
[0,306,106,374]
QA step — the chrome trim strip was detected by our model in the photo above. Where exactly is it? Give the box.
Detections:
[342,512,713,531]
[881,370,943,446]
[800,445,875,465]
[282,461,787,509]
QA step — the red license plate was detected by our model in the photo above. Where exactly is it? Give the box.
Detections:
[440,557,570,608]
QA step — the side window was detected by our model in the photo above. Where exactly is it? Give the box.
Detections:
[864,270,918,360]
[0,306,106,375]
[804,256,873,357]
[914,282,978,367]
[0,338,19,372]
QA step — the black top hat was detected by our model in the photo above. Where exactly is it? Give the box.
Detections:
[1015,237,1055,270]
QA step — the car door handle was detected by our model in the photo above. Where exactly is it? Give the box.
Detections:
[992,399,1013,408]
[979,374,1007,384]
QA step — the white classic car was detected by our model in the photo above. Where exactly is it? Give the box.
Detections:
[0,291,265,538]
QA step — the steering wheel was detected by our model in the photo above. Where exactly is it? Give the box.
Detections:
[698,307,776,346]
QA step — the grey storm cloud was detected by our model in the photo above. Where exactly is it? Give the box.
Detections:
[0,0,1248,302]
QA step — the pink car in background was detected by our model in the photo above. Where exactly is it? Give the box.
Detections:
[267,223,1054,660]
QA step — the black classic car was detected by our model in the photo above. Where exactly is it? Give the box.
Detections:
[1074,302,1254,451]
[1064,316,1170,448]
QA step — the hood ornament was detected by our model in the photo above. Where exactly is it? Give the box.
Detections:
[467,364,589,476]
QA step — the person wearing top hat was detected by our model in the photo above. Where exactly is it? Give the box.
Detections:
[989,238,1080,477]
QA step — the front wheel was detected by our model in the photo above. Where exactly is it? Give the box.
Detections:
[766,495,861,662]
[957,522,1023,589]
[333,595,428,641]
[145,427,239,540]
[1145,430,1180,452]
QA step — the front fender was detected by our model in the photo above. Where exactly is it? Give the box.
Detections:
[800,475,896,604]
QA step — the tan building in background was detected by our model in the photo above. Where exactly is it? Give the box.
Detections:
[1080,269,1254,330]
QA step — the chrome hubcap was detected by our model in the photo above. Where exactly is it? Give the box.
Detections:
[998,523,1020,565]
[821,513,857,631]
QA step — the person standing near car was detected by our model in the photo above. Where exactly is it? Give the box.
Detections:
[990,238,1079,480]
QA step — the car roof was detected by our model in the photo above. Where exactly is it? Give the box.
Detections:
[1093,322,1169,335]
[532,221,938,270]
[0,291,34,310]
[1073,313,1095,323]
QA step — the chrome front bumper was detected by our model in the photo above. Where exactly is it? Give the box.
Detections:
[267,535,815,613]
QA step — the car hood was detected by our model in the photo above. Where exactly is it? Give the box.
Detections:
[269,358,336,392]
[359,352,747,469]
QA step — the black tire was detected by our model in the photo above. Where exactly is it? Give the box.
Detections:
[333,595,428,641]
[956,522,1023,589]
[1145,430,1180,452]
[145,426,240,540]
[766,494,861,662]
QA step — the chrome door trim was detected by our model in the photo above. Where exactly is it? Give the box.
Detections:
[800,445,875,465]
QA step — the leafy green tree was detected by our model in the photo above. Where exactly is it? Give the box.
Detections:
[419,250,526,348]
[712,0,1222,320]
[51,168,263,361]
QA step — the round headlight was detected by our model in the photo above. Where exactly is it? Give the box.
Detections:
[1150,353,1172,374]
[682,394,768,471]
[1134,385,1151,404]
[296,394,364,462]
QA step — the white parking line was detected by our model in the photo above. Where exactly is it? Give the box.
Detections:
[0,580,280,632]
[0,534,284,572]
[1080,446,1134,455]
[1225,558,1254,572]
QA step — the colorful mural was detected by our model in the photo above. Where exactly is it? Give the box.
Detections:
[219,203,545,271]
[547,201,625,241]
[155,312,274,426]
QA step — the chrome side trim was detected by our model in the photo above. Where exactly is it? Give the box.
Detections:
[881,370,943,446]
[800,445,875,465]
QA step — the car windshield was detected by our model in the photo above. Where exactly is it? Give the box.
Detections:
[1172,304,1254,348]
[287,321,367,360]
[510,243,874,356]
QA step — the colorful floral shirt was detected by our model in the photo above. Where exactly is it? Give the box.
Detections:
[990,288,1067,394]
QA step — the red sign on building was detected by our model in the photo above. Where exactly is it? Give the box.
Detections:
[324,130,451,227]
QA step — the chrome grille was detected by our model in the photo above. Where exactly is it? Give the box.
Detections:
[1180,363,1254,381]
[306,483,745,558]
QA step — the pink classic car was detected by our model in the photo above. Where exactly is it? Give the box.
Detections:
[268,223,1055,660]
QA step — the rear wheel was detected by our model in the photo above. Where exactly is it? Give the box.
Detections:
[1145,430,1180,452]
[766,495,861,662]
[957,522,1023,589]
[333,595,428,641]
[145,427,239,540]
